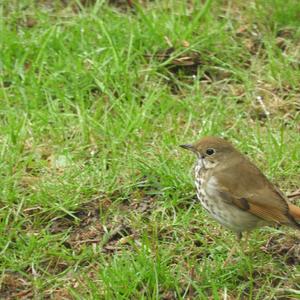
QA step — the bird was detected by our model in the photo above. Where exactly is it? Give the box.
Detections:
[180,136,300,247]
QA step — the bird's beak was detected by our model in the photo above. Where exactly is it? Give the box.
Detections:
[179,144,194,151]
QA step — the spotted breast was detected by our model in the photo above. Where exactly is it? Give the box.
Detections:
[194,158,263,233]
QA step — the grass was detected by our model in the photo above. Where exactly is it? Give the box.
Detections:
[1,0,300,298]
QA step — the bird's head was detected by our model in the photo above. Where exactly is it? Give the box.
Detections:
[180,136,238,169]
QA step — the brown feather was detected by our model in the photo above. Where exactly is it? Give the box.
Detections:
[288,203,300,221]
[213,150,297,226]
[248,203,291,224]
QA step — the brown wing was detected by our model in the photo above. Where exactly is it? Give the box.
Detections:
[215,156,299,227]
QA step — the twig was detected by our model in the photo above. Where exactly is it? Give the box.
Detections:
[13,290,33,299]
[74,239,101,245]
[287,189,300,199]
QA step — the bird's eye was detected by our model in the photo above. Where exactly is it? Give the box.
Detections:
[206,148,215,156]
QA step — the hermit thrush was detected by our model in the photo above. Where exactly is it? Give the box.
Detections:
[180,136,300,240]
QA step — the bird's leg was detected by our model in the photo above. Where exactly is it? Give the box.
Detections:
[223,232,243,266]
[237,232,243,242]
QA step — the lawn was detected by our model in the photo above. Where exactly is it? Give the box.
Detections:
[1,0,300,298]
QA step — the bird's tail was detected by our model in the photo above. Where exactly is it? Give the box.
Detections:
[288,203,300,228]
